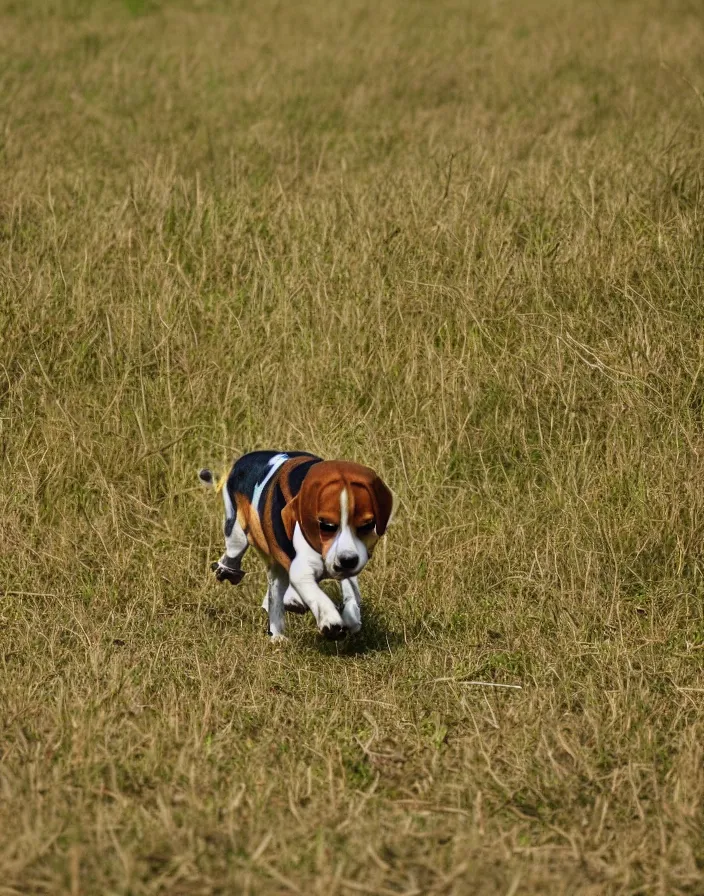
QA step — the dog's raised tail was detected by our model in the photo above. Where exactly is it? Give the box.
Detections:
[198,468,228,493]
[198,468,215,486]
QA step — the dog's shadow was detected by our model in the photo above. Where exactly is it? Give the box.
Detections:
[201,573,402,655]
[304,604,403,657]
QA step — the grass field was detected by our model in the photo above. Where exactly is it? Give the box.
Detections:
[2,0,704,892]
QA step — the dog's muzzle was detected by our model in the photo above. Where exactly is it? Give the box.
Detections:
[331,552,360,578]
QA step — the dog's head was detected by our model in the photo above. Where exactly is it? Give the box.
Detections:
[282,461,394,579]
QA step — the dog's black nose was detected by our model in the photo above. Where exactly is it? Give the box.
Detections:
[337,553,359,571]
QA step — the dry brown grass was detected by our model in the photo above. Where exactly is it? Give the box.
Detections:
[2,0,704,892]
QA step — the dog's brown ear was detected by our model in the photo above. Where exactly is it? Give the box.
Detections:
[281,494,300,543]
[282,486,324,553]
[370,476,394,536]
[296,477,323,553]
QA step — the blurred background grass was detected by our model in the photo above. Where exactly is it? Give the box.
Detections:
[1,1,704,893]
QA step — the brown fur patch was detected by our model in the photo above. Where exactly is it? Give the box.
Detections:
[278,455,317,503]
[235,494,269,557]
[261,478,294,569]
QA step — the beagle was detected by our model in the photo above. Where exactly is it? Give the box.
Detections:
[199,451,394,641]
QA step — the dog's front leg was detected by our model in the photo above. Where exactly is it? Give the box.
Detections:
[283,585,308,614]
[289,565,345,641]
[289,524,345,640]
[340,577,362,634]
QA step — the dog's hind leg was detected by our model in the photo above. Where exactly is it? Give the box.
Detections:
[267,565,288,641]
[266,584,307,614]
[212,486,249,586]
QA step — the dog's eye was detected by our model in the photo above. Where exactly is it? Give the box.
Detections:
[318,520,339,533]
[358,520,376,533]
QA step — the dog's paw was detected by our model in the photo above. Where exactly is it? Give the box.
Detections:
[285,602,309,615]
[283,587,308,614]
[320,622,347,641]
[269,633,288,645]
[342,603,362,634]
[211,560,245,586]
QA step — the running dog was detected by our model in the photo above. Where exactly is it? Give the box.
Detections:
[199,451,394,641]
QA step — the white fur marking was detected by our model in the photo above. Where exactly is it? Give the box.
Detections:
[324,486,368,578]
[223,482,235,521]
[224,517,248,559]
[340,488,348,528]
[252,453,289,512]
